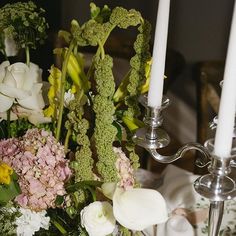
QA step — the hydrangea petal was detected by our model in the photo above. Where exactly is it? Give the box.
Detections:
[0,93,14,112]
[113,187,168,231]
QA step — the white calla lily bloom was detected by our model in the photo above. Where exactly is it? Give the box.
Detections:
[0,61,45,113]
[113,187,168,231]
[81,201,116,236]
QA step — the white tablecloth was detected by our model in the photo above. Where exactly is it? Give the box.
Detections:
[135,165,236,236]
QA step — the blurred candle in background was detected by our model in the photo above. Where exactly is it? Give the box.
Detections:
[214,1,236,158]
[148,0,170,108]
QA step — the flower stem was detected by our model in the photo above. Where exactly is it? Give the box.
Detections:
[7,109,10,138]
[51,219,67,235]
[25,46,30,66]
[56,41,75,141]
[64,128,71,152]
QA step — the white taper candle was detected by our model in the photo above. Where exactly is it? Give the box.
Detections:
[214,1,236,158]
[148,0,170,108]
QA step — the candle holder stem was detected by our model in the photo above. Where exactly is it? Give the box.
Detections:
[208,201,224,236]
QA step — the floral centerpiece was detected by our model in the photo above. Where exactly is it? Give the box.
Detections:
[0,1,168,235]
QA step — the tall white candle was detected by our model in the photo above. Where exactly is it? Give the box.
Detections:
[214,2,236,158]
[148,0,170,108]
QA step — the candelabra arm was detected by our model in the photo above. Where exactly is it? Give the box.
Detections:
[147,142,211,164]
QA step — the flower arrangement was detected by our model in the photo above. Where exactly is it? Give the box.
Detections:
[0,1,168,235]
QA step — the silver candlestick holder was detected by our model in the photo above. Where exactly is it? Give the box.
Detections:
[133,94,235,236]
[194,115,236,236]
[132,94,211,165]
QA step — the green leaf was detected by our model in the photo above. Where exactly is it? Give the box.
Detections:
[90,3,100,19]
[55,195,64,206]
[0,121,7,139]
[58,30,71,44]
[113,121,122,143]
[0,178,21,205]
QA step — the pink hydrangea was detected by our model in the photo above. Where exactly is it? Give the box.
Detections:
[0,128,72,211]
[114,147,135,190]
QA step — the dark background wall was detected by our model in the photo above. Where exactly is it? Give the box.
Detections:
[1,0,234,64]
[61,0,234,64]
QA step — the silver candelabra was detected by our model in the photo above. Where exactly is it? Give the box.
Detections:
[133,94,236,236]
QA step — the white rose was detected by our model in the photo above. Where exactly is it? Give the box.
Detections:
[0,61,45,113]
[81,201,116,236]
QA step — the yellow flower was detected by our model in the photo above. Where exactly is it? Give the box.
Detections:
[0,163,13,185]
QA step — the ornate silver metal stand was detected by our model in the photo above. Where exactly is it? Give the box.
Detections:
[194,116,236,236]
[132,94,210,165]
[133,94,236,236]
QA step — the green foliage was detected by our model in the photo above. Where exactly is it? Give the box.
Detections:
[0,205,20,235]
[110,7,141,29]
[93,54,118,182]
[66,93,94,182]
[0,172,21,205]
[0,1,48,50]
[90,3,111,23]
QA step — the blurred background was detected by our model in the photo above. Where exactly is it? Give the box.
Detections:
[0,0,232,170]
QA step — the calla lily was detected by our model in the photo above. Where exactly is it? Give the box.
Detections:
[101,183,168,231]
[54,48,90,92]
[113,187,168,231]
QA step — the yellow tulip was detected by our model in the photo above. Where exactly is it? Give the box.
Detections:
[44,66,62,118]
[54,48,90,92]
[0,163,13,185]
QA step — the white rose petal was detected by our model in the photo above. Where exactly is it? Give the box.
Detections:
[0,61,10,83]
[113,187,168,231]
[0,93,14,112]
[18,92,45,110]
[81,201,116,236]
[5,63,28,88]
[0,61,46,113]
[28,112,51,125]
[0,110,18,121]
[0,83,30,99]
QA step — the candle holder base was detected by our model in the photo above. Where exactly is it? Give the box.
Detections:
[133,127,170,150]
[194,174,236,201]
